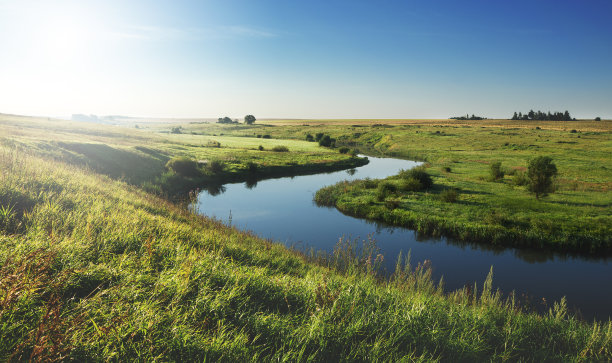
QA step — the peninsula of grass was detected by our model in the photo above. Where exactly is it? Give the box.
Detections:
[0,114,367,198]
[1,117,611,361]
[186,119,612,254]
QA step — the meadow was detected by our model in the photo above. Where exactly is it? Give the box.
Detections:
[1,114,611,360]
[182,119,612,253]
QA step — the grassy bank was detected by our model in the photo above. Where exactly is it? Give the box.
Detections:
[0,114,366,197]
[1,128,611,360]
[184,119,612,253]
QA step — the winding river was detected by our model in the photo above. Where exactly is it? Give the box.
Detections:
[194,156,611,320]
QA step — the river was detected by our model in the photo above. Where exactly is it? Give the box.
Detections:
[194,156,612,320]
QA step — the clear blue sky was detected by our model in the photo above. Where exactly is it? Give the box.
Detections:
[1,0,611,119]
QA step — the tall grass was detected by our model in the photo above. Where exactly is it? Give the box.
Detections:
[1,140,611,360]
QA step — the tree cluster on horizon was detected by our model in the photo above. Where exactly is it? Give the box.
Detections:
[217,116,238,124]
[511,110,575,121]
[450,114,487,120]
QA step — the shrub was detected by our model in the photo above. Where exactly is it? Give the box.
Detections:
[398,167,432,189]
[262,135,271,139]
[315,133,324,141]
[272,145,289,152]
[170,126,182,134]
[305,134,314,142]
[489,161,504,181]
[165,157,200,177]
[440,188,458,203]
[319,135,334,147]
[527,156,558,199]
[512,171,529,186]
[362,178,378,189]
[206,140,220,148]
[207,160,225,174]
[443,166,451,172]
[595,117,601,121]
[400,177,423,192]
[376,182,397,201]
[338,147,350,154]
[258,145,264,151]
[246,162,258,173]
[385,199,400,210]
[570,129,577,133]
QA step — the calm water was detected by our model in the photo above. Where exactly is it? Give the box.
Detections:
[195,156,611,320]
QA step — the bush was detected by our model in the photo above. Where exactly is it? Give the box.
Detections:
[385,199,400,210]
[206,140,220,148]
[512,171,529,186]
[398,167,433,189]
[570,129,577,133]
[272,145,289,152]
[258,145,264,151]
[376,182,397,201]
[440,188,458,203]
[315,133,324,141]
[595,117,601,121]
[338,147,350,154]
[443,166,451,172]
[262,135,271,139]
[318,135,334,147]
[362,178,378,189]
[165,157,200,177]
[489,161,504,181]
[207,160,225,174]
[527,156,558,199]
[305,134,314,142]
[400,177,423,192]
[170,126,182,134]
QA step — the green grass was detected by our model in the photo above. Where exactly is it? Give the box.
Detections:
[0,114,366,197]
[1,139,611,361]
[1,115,611,360]
[186,119,612,253]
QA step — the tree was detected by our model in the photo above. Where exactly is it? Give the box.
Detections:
[244,115,256,125]
[527,156,557,199]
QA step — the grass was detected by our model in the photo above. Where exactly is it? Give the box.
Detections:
[0,114,367,197]
[1,141,611,361]
[185,119,612,253]
[1,115,611,360]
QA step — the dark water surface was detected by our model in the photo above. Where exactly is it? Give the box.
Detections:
[195,156,611,320]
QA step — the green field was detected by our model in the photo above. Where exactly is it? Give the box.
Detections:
[0,114,366,196]
[180,119,612,253]
[1,115,611,360]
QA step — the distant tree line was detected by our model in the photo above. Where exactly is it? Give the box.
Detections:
[217,117,238,124]
[450,114,487,120]
[511,110,575,121]
[217,115,256,124]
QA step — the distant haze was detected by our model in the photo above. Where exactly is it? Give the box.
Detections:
[1,0,611,119]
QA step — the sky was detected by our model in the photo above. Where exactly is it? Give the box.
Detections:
[1,0,611,119]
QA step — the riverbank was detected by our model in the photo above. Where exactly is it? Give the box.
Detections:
[185,120,612,254]
[0,114,366,198]
[1,119,611,360]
